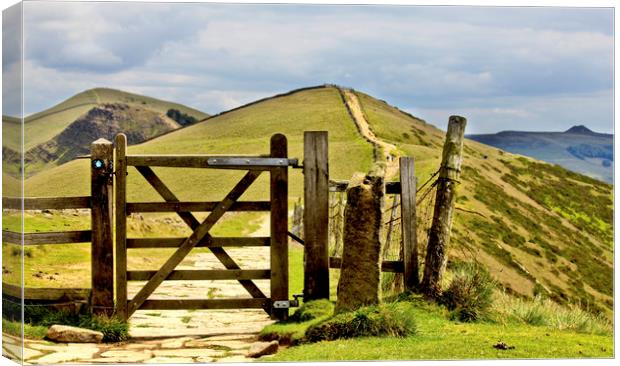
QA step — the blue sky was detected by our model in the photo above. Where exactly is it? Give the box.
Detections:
[2,1,614,134]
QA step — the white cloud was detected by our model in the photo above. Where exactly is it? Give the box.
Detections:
[4,2,611,134]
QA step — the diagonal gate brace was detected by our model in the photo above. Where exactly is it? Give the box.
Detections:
[135,166,267,301]
[127,168,263,316]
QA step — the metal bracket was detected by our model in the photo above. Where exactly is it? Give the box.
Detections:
[207,157,289,167]
[206,157,301,168]
[273,295,303,309]
[273,300,290,309]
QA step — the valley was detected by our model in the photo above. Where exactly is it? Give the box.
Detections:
[468,126,613,183]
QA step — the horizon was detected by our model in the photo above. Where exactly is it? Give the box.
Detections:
[2,85,614,136]
[2,1,614,134]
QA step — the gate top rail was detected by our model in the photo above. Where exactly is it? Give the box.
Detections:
[125,154,299,170]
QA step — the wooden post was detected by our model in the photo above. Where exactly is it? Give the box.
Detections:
[420,116,467,298]
[303,131,330,301]
[383,194,400,258]
[91,138,114,315]
[400,157,418,292]
[270,134,289,320]
[115,134,128,319]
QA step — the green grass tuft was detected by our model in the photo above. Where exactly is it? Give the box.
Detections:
[439,261,496,322]
[304,302,417,343]
[490,292,612,335]
[290,299,334,322]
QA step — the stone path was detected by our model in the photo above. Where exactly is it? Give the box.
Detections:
[2,216,280,364]
[341,88,400,180]
[3,332,274,364]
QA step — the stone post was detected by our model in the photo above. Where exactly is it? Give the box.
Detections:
[335,173,385,313]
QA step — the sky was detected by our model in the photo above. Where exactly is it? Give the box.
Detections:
[1,1,614,134]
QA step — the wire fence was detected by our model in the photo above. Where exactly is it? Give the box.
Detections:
[325,171,440,264]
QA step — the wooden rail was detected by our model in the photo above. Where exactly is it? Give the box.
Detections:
[126,237,270,248]
[2,283,91,302]
[2,196,92,210]
[126,201,270,213]
[329,180,401,194]
[138,298,269,310]
[328,257,404,273]
[126,155,295,170]
[2,230,92,245]
[127,269,270,281]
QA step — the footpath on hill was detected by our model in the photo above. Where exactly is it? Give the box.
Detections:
[340,89,399,180]
[3,218,277,364]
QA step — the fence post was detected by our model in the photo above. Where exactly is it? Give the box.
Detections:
[270,133,289,321]
[420,116,467,298]
[303,131,330,301]
[90,138,114,315]
[115,134,128,319]
[400,157,418,292]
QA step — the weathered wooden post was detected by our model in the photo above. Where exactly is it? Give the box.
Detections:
[420,116,467,298]
[90,138,114,315]
[400,157,418,292]
[303,131,330,301]
[115,134,128,319]
[270,133,289,321]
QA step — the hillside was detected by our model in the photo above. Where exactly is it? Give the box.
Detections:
[2,88,209,177]
[20,85,613,316]
[467,126,613,183]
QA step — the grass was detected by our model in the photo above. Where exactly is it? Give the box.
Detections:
[24,86,373,201]
[305,301,417,343]
[490,292,612,335]
[3,87,209,151]
[2,318,48,340]
[2,301,129,342]
[260,300,334,345]
[268,294,613,361]
[353,87,612,315]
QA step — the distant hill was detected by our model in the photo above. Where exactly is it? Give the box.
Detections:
[2,88,209,177]
[18,85,613,316]
[467,125,613,183]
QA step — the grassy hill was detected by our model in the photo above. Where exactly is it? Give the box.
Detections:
[2,88,210,178]
[14,85,614,316]
[467,127,613,183]
[3,88,209,151]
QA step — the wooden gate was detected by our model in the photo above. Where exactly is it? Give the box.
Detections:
[114,133,290,320]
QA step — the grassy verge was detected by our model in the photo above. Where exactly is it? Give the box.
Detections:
[2,318,48,339]
[269,295,613,361]
[2,302,129,343]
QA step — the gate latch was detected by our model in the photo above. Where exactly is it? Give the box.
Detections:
[273,294,303,309]
[273,301,290,309]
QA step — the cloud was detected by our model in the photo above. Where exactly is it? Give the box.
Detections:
[6,2,612,134]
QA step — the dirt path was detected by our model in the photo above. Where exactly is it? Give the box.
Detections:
[341,89,399,180]
[5,216,277,364]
